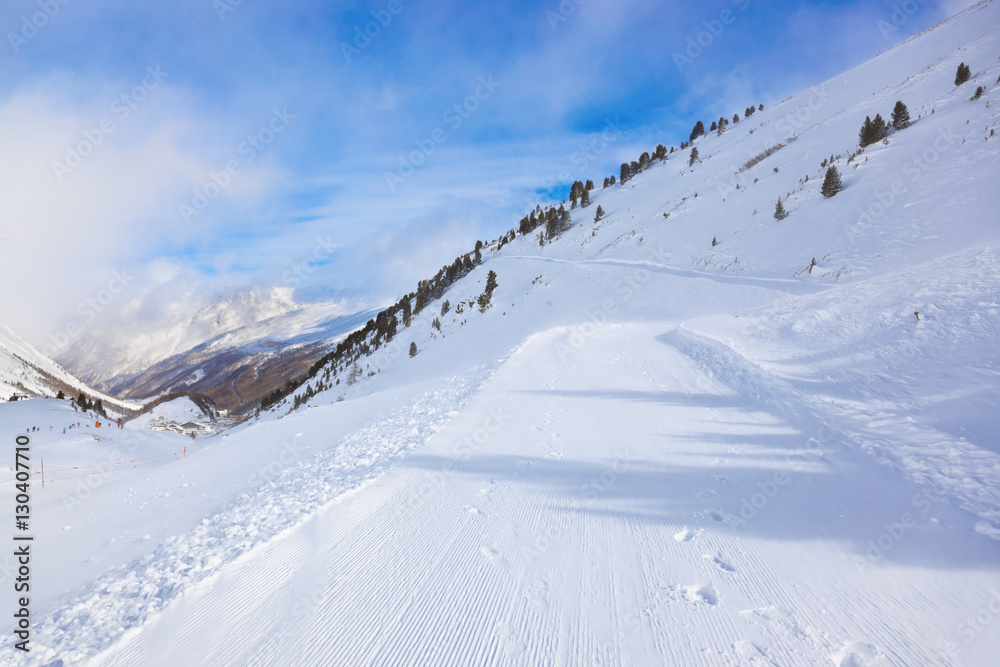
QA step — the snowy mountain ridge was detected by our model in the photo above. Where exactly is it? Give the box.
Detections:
[59,285,355,388]
[0,324,141,412]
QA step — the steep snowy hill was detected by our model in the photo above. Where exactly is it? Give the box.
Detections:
[2,2,999,666]
[0,325,141,413]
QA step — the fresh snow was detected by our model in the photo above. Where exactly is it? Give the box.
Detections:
[2,2,1000,665]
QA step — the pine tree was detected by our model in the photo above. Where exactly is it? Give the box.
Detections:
[620,163,630,184]
[654,144,667,161]
[414,280,429,314]
[585,180,594,191]
[820,165,842,198]
[441,299,450,316]
[581,188,590,208]
[478,270,499,312]
[872,114,888,143]
[688,146,700,166]
[609,174,616,185]
[401,297,412,327]
[409,342,418,357]
[955,62,971,86]
[546,205,571,239]
[710,120,718,131]
[639,152,650,170]
[733,114,740,124]
[569,180,582,208]
[859,116,874,147]
[689,120,705,142]
[890,100,910,130]
[858,114,888,147]
[603,177,610,188]
[56,390,65,400]
[773,198,788,220]
[594,205,604,222]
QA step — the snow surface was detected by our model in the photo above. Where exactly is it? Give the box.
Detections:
[2,1,1000,665]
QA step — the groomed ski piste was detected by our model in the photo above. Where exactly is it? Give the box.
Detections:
[2,2,1000,665]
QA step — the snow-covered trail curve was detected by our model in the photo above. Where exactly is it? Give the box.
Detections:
[92,323,1000,667]
[499,255,836,295]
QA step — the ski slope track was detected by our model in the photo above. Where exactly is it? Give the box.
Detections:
[2,1,1000,665]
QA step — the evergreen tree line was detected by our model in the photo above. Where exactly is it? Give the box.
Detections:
[518,204,572,240]
[859,101,910,148]
[688,103,762,143]
[261,243,489,412]
[72,392,108,418]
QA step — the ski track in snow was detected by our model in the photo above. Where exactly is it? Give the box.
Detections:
[71,324,998,667]
[502,255,835,296]
[5,367,497,665]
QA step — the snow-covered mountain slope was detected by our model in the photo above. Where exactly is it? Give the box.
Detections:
[100,305,379,414]
[60,286,356,388]
[0,325,141,413]
[2,2,1000,666]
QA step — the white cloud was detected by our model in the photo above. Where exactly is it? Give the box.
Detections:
[0,74,293,349]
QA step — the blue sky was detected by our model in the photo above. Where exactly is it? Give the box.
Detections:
[0,0,975,347]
